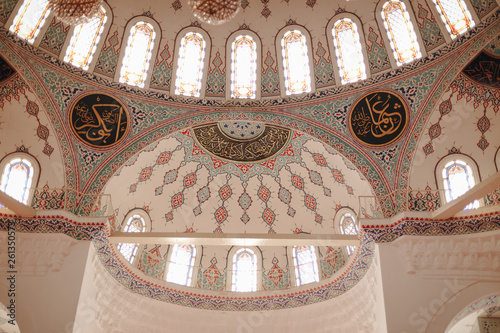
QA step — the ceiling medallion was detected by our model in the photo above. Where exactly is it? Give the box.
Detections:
[188,0,240,25]
[69,93,129,149]
[348,90,409,148]
[48,0,103,25]
[192,123,291,162]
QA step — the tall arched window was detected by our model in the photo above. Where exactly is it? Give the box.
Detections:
[230,35,257,99]
[381,0,422,66]
[280,29,312,95]
[166,244,196,286]
[293,245,319,286]
[118,21,156,88]
[0,154,38,205]
[340,212,358,255]
[441,159,479,209]
[332,18,367,84]
[174,32,206,97]
[431,0,475,38]
[232,248,257,292]
[63,6,108,71]
[117,212,147,263]
[8,0,51,44]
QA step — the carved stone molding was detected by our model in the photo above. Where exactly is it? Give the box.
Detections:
[0,232,77,276]
[393,231,500,280]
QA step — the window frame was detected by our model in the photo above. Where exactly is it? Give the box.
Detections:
[114,16,161,89]
[225,29,261,100]
[375,0,427,68]
[6,0,52,47]
[60,3,112,73]
[435,153,483,209]
[275,25,316,97]
[165,244,199,287]
[116,208,151,266]
[425,0,479,42]
[228,246,261,292]
[334,207,359,257]
[171,26,211,99]
[326,13,371,85]
[0,152,40,207]
[292,245,320,286]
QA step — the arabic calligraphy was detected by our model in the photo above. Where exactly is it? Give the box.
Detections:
[69,93,129,148]
[463,51,500,88]
[193,123,291,162]
[349,91,408,147]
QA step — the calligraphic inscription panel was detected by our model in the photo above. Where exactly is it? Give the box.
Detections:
[348,90,409,147]
[69,93,129,149]
[462,51,500,88]
[193,123,291,162]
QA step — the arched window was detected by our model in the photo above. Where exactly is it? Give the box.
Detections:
[117,211,147,263]
[63,6,108,71]
[381,0,422,66]
[293,245,319,286]
[232,248,257,292]
[166,244,196,286]
[332,18,367,84]
[174,32,207,97]
[8,0,51,44]
[441,159,479,209]
[118,21,156,88]
[230,35,257,99]
[340,212,358,255]
[280,29,313,95]
[431,0,475,38]
[0,153,39,206]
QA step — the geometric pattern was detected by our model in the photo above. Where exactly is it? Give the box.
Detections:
[205,51,225,97]
[25,96,54,156]
[150,43,173,91]
[137,247,167,280]
[261,50,280,97]
[197,257,226,291]
[477,108,491,151]
[365,25,391,75]
[262,257,290,290]
[38,17,69,56]
[313,41,335,88]
[319,247,345,279]
[414,2,446,51]
[423,93,455,155]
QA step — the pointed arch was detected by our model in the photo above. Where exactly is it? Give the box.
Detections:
[7,0,51,45]
[335,207,359,256]
[0,152,40,206]
[226,30,261,100]
[293,245,320,286]
[116,17,161,88]
[172,27,211,98]
[376,0,426,67]
[276,25,315,97]
[61,3,112,72]
[327,14,370,85]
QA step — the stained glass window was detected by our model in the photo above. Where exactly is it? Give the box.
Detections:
[232,248,257,292]
[333,18,367,84]
[0,157,34,205]
[174,32,206,97]
[230,35,257,99]
[381,1,422,66]
[431,0,475,37]
[442,160,479,209]
[281,30,312,95]
[119,22,156,88]
[63,7,107,71]
[340,213,358,255]
[9,0,50,44]
[166,244,196,286]
[117,214,146,263]
[293,246,319,286]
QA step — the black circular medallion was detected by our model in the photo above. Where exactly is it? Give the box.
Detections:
[348,90,409,147]
[69,93,129,149]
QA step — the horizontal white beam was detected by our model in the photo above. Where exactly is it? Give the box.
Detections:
[433,171,500,220]
[109,232,360,247]
[0,190,36,217]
